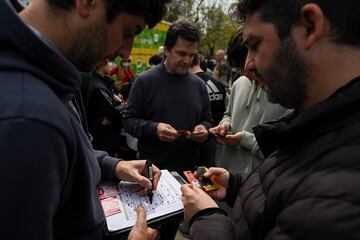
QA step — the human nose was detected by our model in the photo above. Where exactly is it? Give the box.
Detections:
[117,37,135,59]
[183,55,193,65]
[244,51,255,72]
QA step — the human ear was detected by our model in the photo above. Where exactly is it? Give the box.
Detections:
[300,3,326,49]
[244,51,255,72]
[75,0,96,18]
[163,45,171,57]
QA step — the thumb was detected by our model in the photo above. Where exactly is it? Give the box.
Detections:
[134,205,147,228]
[133,172,152,189]
[203,168,215,177]
[191,184,204,194]
[225,134,235,139]
[208,127,215,134]
[203,167,222,178]
[146,228,158,240]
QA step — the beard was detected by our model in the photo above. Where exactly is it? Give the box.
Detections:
[261,36,309,109]
[66,21,108,72]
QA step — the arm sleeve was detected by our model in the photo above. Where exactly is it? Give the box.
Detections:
[94,150,119,181]
[220,82,236,127]
[199,85,213,129]
[122,77,158,138]
[237,131,264,159]
[224,173,243,207]
[224,92,230,110]
[220,80,264,159]
[0,119,68,240]
[267,197,360,240]
[190,213,234,240]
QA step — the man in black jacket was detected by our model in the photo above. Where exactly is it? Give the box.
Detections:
[81,64,126,157]
[181,0,360,239]
[0,0,170,240]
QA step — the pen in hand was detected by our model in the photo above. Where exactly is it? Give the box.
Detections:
[146,160,154,204]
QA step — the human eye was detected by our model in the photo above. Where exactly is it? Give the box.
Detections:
[125,32,134,39]
[247,40,260,53]
[124,27,136,39]
[177,51,186,57]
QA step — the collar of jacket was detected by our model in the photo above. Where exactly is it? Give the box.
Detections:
[0,0,80,102]
[254,76,360,157]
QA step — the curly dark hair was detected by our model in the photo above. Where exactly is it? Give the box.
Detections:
[47,0,171,28]
[230,0,360,46]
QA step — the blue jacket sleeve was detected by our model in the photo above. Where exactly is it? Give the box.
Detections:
[94,149,119,181]
[0,119,68,240]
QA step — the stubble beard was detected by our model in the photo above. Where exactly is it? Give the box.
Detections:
[66,21,108,72]
[263,36,309,109]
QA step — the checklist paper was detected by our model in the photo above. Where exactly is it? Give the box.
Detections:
[97,170,184,233]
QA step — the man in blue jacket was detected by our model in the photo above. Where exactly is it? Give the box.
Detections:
[0,0,170,239]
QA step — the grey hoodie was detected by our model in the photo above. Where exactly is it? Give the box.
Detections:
[215,76,288,174]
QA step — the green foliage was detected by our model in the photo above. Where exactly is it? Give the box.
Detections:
[166,0,239,58]
[199,4,238,57]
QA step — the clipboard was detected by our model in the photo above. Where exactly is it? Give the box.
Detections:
[98,170,186,239]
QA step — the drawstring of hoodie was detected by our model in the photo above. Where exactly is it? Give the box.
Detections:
[256,87,262,100]
[246,81,262,109]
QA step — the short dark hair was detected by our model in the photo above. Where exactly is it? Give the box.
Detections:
[191,54,208,72]
[164,18,201,49]
[191,53,200,67]
[227,26,248,68]
[148,55,162,65]
[231,0,360,46]
[46,0,170,28]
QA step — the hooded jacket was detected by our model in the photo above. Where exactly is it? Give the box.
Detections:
[215,76,287,174]
[0,1,118,239]
[190,76,360,240]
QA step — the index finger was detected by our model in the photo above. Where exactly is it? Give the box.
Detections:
[191,184,207,195]
[164,124,177,132]
[164,128,179,139]
[134,205,147,228]
[219,126,227,135]
[194,125,207,132]
[151,164,162,190]
[181,184,195,196]
[204,167,227,177]
[209,126,220,134]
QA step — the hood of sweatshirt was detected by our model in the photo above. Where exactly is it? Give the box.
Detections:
[0,0,80,101]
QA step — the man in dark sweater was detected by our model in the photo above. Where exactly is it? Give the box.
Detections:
[181,0,360,239]
[123,19,213,174]
[0,0,170,240]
